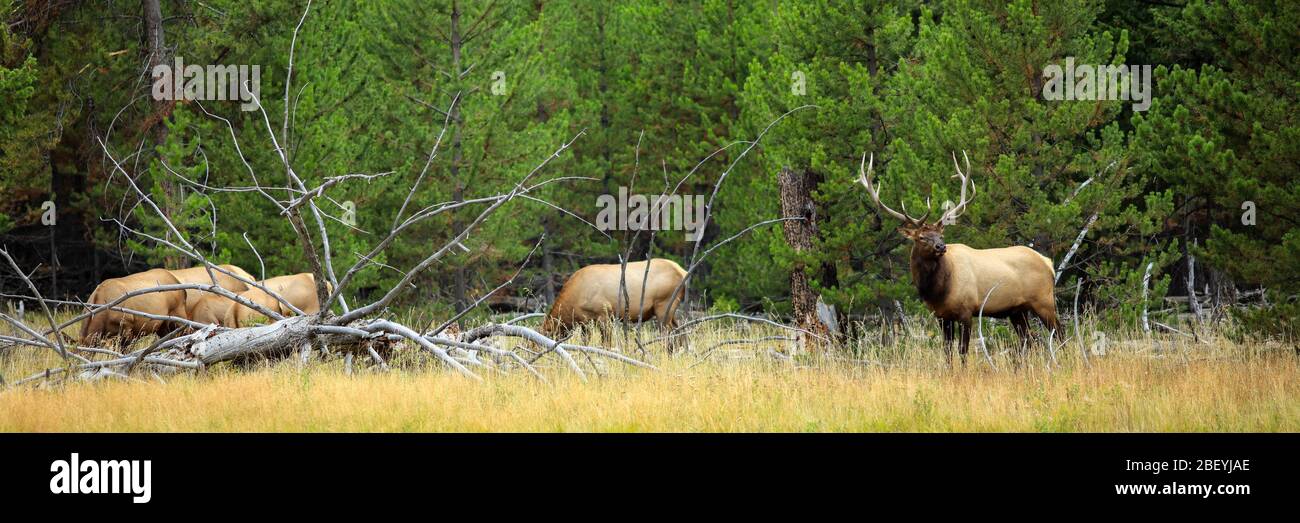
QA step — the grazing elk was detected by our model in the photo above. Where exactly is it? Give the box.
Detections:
[855,151,1059,361]
[187,273,331,328]
[542,258,687,338]
[260,273,328,315]
[170,264,257,314]
[81,269,187,343]
[188,286,284,328]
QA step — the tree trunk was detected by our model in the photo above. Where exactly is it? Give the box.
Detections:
[1186,239,1201,324]
[448,0,468,309]
[1183,206,1202,326]
[778,166,829,349]
[142,0,182,269]
[142,0,166,120]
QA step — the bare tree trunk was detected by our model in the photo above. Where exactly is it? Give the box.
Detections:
[47,168,57,297]
[1185,238,1202,325]
[1141,261,1153,333]
[142,0,183,269]
[143,0,166,117]
[449,0,468,309]
[778,167,829,350]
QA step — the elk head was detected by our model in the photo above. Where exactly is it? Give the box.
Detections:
[856,151,975,260]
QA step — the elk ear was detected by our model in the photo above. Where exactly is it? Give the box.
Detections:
[897,226,918,240]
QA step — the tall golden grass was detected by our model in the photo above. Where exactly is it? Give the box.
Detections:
[1,309,1296,432]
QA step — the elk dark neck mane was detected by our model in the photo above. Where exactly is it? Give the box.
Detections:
[910,248,951,305]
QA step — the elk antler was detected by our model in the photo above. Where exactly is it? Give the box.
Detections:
[857,152,929,226]
[938,150,975,225]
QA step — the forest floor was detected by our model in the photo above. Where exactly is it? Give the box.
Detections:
[1,309,1296,432]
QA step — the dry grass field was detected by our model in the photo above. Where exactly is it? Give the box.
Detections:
[1,309,1296,432]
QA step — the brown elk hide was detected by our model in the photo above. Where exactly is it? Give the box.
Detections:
[542,258,687,336]
[186,273,330,328]
[81,268,186,342]
[229,286,290,327]
[262,273,327,315]
[187,292,237,328]
[187,286,281,328]
[170,264,256,312]
[922,244,1058,323]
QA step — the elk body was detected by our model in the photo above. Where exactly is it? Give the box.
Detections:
[260,273,327,315]
[170,264,257,314]
[542,258,687,337]
[188,273,329,328]
[188,286,283,328]
[856,152,1059,361]
[81,268,187,343]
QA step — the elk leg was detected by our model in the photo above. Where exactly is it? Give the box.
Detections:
[1033,303,1061,339]
[654,299,677,330]
[940,319,955,362]
[958,318,972,365]
[1010,310,1032,360]
[595,320,612,343]
[1010,310,1029,338]
[550,323,573,341]
[655,300,685,354]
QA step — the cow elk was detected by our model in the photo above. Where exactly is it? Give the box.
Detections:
[170,264,257,313]
[260,273,328,315]
[542,258,687,339]
[81,268,187,344]
[855,151,1059,362]
[188,286,284,328]
[187,272,330,328]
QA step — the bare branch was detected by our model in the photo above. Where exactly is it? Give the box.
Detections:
[334,130,586,325]
[362,320,478,379]
[0,248,69,361]
[428,236,543,337]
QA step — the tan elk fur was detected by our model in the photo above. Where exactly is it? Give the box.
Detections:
[188,272,331,328]
[81,268,187,343]
[261,273,328,315]
[542,258,687,337]
[170,264,257,314]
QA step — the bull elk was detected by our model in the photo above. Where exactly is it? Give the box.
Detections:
[542,258,687,338]
[855,151,1059,361]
